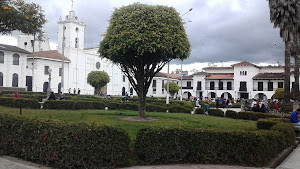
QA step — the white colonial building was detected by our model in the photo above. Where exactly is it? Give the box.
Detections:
[0,7,296,100]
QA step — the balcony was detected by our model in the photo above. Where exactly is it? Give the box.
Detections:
[253,88,274,91]
[182,87,193,89]
[205,87,233,90]
[239,87,247,91]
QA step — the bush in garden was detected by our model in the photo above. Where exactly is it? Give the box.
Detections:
[208,109,224,117]
[225,110,238,119]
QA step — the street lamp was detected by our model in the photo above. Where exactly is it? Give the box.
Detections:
[47,68,52,98]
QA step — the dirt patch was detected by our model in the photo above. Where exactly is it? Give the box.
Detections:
[119,116,158,122]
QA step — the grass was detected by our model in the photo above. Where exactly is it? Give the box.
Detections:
[0,106,257,140]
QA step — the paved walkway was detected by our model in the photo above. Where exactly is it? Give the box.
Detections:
[276,144,300,169]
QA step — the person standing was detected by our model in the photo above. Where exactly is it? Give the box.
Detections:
[78,88,81,95]
[73,88,76,94]
[290,109,300,126]
[68,88,71,94]
[215,97,220,108]
[14,92,18,98]
[273,101,279,114]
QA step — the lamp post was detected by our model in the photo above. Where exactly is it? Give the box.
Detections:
[61,25,66,94]
[47,68,52,98]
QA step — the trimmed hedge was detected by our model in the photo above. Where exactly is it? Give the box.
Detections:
[225,110,238,119]
[237,112,280,121]
[134,125,294,167]
[194,107,205,114]
[257,118,289,130]
[1,94,72,102]
[0,114,130,168]
[208,109,224,117]
[0,97,40,109]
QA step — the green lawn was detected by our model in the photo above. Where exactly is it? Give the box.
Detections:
[0,106,257,140]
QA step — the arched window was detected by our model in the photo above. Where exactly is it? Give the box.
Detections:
[58,83,61,93]
[75,38,79,48]
[13,54,20,65]
[122,87,125,96]
[96,62,100,69]
[0,52,4,63]
[12,73,18,87]
[0,72,3,86]
[130,87,133,95]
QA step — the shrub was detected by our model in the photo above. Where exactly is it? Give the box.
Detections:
[168,105,191,114]
[271,122,295,147]
[135,127,290,166]
[146,103,168,112]
[257,118,289,130]
[237,112,280,121]
[0,114,130,168]
[225,110,238,119]
[0,97,40,109]
[44,100,76,110]
[208,109,224,117]
[194,107,205,114]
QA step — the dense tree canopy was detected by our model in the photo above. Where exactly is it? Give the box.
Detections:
[164,82,179,98]
[87,71,110,95]
[266,0,300,112]
[99,3,190,117]
[0,0,46,35]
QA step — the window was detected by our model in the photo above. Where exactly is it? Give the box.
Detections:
[13,54,19,65]
[240,71,247,76]
[96,62,100,69]
[0,72,3,86]
[219,81,223,90]
[187,81,191,88]
[258,82,263,91]
[268,82,273,91]
[153,88,156,94]
[162,80,164,88]
[152,80,156,87]
[227,82,232,90]
[210,81,215,90]
[12,73,18,87]
[0,52,4,63]
[278,82,283,88]
[59,68,62,76]
[240,81,247,91]
[123,75,126,82]
[197,81,201,90]
[75,38,79,48]
[44,66,49,75]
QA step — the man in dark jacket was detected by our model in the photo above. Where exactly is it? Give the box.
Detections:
[290,109,300,126]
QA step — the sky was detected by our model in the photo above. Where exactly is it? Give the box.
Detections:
[0,0,286,73]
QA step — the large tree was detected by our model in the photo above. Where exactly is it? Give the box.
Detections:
[99,3,190,118]
[87,71,110,95]
[164,82,179,99]
[0,0,46,36]
[266,0,300,112]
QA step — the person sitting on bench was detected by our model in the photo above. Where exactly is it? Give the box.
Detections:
[290,108,300,126]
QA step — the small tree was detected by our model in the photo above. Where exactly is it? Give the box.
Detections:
[272,88,284,100]
[164,82,179,99]
[87,71,110,95]
[99,3,190,118]
[0,0,46,35]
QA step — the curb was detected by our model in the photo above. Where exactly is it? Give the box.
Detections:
[267,140,300,168]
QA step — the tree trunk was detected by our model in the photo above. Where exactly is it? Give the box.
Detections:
[295,55,300,101]
[282,42,292,113]
[137,81,146,118]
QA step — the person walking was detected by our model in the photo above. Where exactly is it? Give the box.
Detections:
[273,101,279,114]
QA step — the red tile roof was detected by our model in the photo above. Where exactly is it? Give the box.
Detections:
[206,73,234,80]
[155,72,180,79]
[203,67,233,70]
[28,50,70,61]
[252,73,284,80]
[231,61,259,67]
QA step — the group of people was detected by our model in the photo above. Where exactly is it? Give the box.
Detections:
[48,91,65,100]
[68,88,80,95]
[215,97,237,109]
